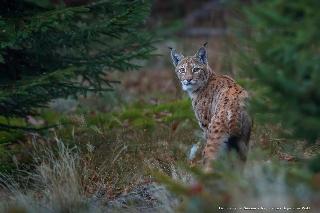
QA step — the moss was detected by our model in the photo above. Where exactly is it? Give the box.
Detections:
[131,117,155,130]
[130,101,146,109]
[152,99,191,113]
[86,113,112,126]
[84,99,193,130]
[149,99,194,124]
[41,110,61,124]
[107,116,123,128]
[0,116,26,127]
[0,131,24,144]
[0,118,24,146]
[120,108,144,120]
[0,143,23,173]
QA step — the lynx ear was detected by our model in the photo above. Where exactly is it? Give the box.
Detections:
[170,48,184,67]
[195,46,207,64]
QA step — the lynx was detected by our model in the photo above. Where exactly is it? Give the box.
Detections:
[170,44,252,171]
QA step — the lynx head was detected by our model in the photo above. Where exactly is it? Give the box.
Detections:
[170,45,211,93]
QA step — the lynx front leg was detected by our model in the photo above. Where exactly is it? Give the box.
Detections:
[202,120,228,172]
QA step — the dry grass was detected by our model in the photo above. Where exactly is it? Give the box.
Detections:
[0,140,97,212]
[0,121,199,212]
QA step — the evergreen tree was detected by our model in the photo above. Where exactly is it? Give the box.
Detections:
[0,0,154,130]
[238,0,320,141]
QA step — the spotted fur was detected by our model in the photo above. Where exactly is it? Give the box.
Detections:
[170,45,252,171]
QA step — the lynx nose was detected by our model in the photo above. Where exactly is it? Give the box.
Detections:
[183,79,194,85]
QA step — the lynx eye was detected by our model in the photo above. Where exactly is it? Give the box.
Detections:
[178,68,186,73]
[193,68,201,73]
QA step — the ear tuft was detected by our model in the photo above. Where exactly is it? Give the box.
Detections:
[196,46,207,64]
[170,48,184,67]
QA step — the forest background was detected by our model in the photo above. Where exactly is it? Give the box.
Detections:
[0,0,319,212]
